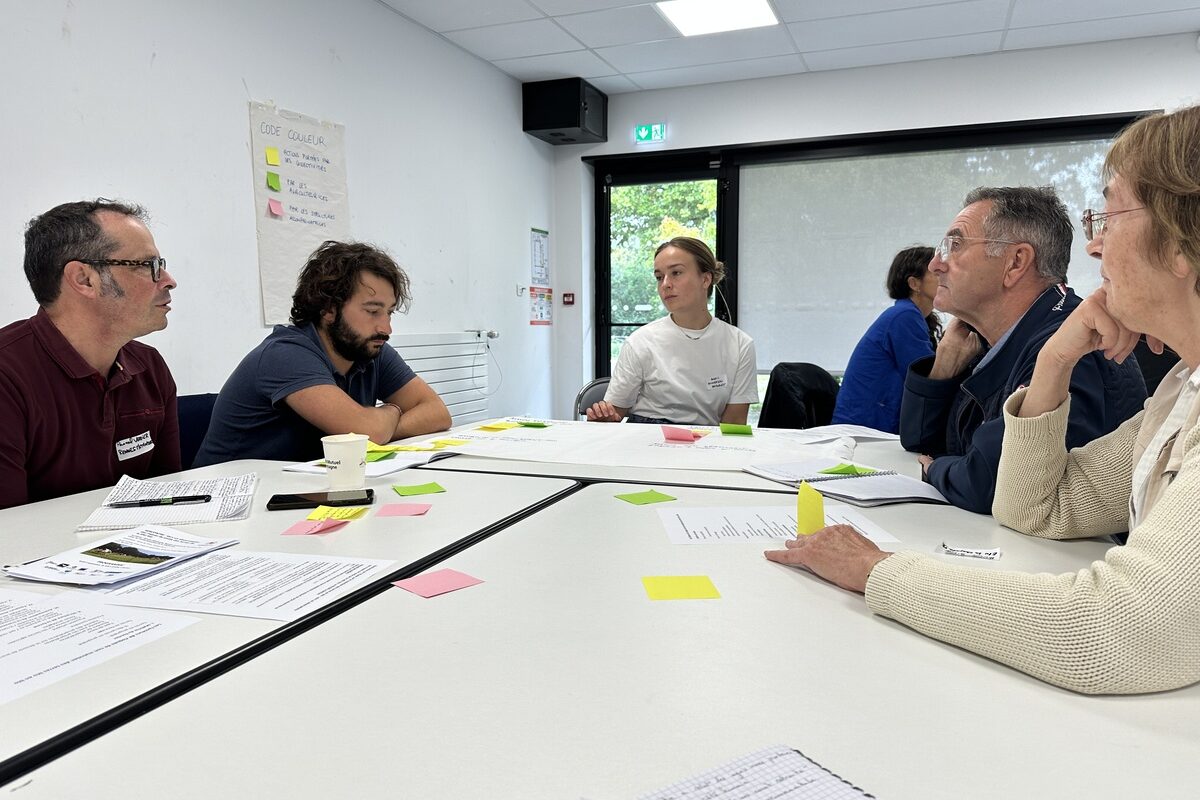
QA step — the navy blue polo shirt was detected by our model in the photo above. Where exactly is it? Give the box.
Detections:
[194,323,415,465]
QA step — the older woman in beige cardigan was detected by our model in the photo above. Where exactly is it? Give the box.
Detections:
[766,105,1200,695]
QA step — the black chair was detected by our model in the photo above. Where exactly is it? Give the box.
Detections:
[757,363,840,429]
[178,393,218,468]
[574,377,611,418]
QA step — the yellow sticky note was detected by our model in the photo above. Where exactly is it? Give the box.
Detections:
[478,421,521,431]
[307,505,368,521]
[432,438,469,447]
[796,481,825,536]
[641,575,721,600]
[367,441,398,453]
[265,146,280,166]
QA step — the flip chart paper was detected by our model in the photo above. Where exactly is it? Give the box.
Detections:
[641,575,720,600]
[377,503,432,517]
[393,568,483,598]
[615,489,676,506]
[796,482,824,535]
[392,482,446,497]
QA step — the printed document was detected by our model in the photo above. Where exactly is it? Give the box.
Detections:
[102,551,392,621]
[0,589,196,706]
[638,744,872,799]
[77,473,257,531]
[4,526,238,586]
[656,505,899,546]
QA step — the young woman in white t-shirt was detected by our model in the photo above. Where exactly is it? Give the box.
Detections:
[587,237,758,426]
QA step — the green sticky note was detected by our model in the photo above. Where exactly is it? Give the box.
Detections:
[392,482,446,497]
[265,146,280,166]
[266,171,281,191]
[642,575,720,600]
[614,489,676,506]
[518,421,550,428]
[365,451,396,462]
[818,463,877,476]
[719,422,753,436]
[796,481,825,536]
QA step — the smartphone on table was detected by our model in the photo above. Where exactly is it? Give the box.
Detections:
[266,489,375,510]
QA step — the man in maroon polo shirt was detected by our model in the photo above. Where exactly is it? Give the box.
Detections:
[0,200,181,508]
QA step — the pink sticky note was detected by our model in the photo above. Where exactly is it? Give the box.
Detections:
[267,198,284,217]
[282,518,348,536]
[378,503,432,517]
[393,568,483,598]
[662,425,698,443]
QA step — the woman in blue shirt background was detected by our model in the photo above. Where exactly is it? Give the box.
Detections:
[832,245,941,433]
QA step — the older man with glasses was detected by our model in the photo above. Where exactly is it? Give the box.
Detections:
[0,199,181,508]
[898,185,1146,514]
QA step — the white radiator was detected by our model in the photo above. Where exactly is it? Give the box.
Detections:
[389,332,490,425]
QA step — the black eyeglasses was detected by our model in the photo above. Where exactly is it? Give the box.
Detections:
[74,257,168,282]
[1081,208,1144,240]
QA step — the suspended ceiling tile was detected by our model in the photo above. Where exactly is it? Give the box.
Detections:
[1010,0,1200,28]
[493,48,617,81]
[788,0,1009,51]
[556,5,679,48]
[529,0,649,13]
[596,25,797,72]
[379,0,543,33]
[772,0,970,24]
[803,31,1001,71]
[585,74,643,94]
[1004,10,1200,50]
[626,54,809,90]
[443,18,584,61]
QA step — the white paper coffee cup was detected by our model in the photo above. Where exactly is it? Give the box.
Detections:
[321,433,369,490]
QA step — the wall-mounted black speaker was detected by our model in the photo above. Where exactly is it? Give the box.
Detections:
[522,78,607,145]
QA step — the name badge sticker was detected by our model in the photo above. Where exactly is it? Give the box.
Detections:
[115,431,155,461]
[707,374,728,390]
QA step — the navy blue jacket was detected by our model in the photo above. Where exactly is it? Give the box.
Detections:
[899,285,1147,514]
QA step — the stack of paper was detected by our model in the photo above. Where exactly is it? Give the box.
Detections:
[78,473,257,531]
[4,526,238,586]
[745,458,947,507]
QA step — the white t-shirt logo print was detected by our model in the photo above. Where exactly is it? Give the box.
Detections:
[707,374,728,390]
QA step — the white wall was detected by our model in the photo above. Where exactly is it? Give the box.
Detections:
[0,0,556,417]
[550,34,1200,417]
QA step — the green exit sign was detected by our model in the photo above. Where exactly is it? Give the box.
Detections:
[635,122,667,144]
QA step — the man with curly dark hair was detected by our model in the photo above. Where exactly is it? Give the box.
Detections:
[195,241,449,465]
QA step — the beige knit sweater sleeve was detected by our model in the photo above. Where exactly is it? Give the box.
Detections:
[864,394,1200,695]
[992,388,1139,539]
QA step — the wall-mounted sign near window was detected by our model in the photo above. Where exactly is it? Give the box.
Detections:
[634,123,667,144]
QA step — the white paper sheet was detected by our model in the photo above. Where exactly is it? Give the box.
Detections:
[0,589,196,706]
[77,473,257,531]
[657,504,899,546]
[638,744,872,799]
[282,451,456,477]
[418,420,854,472]
[4,526,238,586]
[102,551,391,621]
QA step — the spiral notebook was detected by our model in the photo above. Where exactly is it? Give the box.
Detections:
[744,458,948,507]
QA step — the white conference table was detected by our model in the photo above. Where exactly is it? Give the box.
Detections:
[0,460,576,769]
[10,481,1191,799]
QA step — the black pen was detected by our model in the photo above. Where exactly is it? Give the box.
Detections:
[105,494,212,508]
